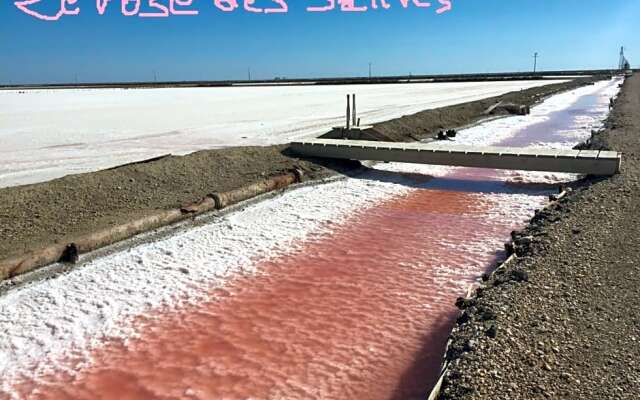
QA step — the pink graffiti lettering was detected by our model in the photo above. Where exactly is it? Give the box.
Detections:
[138,0,169,17]
[121,0,140,15]
[14,0,79,21]
[339,0,366,12]
[96,0,110,14]
[244,0,262,12]
[16,0,452,19]
[265,0,287,13]
[214,0,238,12]
[371,0,391,10]
[436,0,451,13]
[170,0,198,15]
[115,0,197,16]
[399,0,431,8]
[239,0,287,14]
[307,0,334,12]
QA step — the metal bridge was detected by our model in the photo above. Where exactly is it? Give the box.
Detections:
[290,139,621,176]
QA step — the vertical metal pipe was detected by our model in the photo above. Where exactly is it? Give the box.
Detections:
[346,94,351,130]
[352,94,357,127]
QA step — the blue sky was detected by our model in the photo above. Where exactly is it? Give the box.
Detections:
[1,0,638,84]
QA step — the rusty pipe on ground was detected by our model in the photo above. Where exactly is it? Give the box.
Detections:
[210,172,299,209]
[0,169,304,281]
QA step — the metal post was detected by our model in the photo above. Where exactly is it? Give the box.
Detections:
[346,94,351,131]
[533,53,538,73]
[352,94,357,127]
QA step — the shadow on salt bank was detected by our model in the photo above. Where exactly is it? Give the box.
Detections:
[389,314,457,400]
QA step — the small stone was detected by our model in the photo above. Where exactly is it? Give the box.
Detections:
[457,311,470,325]
[561,372,573,380]
[486,324,498,338]
[510,269,529,282]
[464,340,477,352]
[455,297,475,310]
[480,308,497,321]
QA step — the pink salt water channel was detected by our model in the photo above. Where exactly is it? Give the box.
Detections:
[0,78,622,400]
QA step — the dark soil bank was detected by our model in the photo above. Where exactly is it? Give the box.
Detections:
[0,146,352,260]
[0,78,600,263]
[371,79,600,142]
[439,74,640,399]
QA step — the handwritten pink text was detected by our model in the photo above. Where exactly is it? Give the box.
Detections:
[14,0,453,20]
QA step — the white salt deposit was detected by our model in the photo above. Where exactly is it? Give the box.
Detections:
[445,78,621,149]
[0,175,414,393]
[0,78,621,398]
[0,80,562,188]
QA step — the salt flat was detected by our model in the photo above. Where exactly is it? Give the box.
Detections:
[0,79,620,399]
[0,80,562,188]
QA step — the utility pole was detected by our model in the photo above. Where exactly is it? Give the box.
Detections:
[153,70,158,83]
[533,52,539,73]
[368,62,372,80]
[248,67,252,81]
[619,46,626,70]
[346,94,351,130]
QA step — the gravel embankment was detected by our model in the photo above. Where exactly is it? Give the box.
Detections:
[372,79,601,142]
[439,73,640,399]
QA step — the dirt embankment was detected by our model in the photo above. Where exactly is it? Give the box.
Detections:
[0,77,603,269]
[438,74,640,399]
[370,79,602,142]
[0,147,356,262]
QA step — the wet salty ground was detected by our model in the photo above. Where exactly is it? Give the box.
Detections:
[0,78,597,262]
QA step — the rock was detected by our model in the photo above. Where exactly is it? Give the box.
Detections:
[479,307,497,321]
[515,236,534,246]
[504,242,515,256]
[486,324,498,338]
[509,269,529,283]
[561,372,573,380]
[464,340,477,352]
[456,297,476,310]
[60,243,79,264]
[457,311,471,325]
